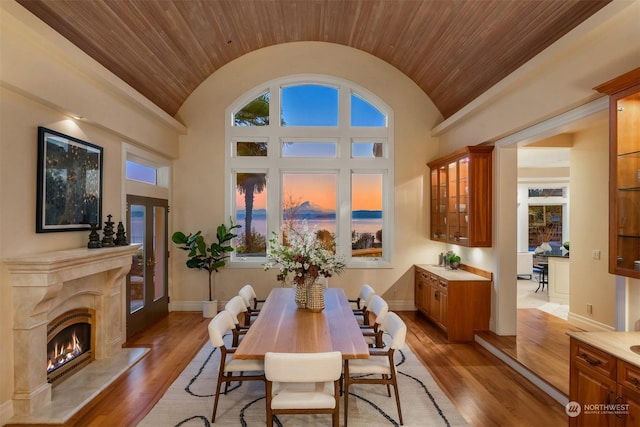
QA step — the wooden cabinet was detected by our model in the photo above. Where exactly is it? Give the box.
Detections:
[427,145,494,247]
[618,360,640,426]
[569,337,640,426]
[414,265,490,342]
[414,267,430,314]
[594,68,640,279]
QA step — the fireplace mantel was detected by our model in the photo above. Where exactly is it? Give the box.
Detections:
[5,244,142,420]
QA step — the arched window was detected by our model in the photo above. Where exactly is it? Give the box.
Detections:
[226,75,394,267]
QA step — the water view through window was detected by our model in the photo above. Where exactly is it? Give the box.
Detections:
[229,79,390,262]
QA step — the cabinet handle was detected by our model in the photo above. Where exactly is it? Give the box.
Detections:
[435,291,439,301]
[614,395,623,419]
[631,377,640,390]
[579,352,602,366]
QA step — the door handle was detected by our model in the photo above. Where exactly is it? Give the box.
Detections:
[146,257,156,267]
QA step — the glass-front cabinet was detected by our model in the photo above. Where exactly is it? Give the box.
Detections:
[430,166,447,240]
[427,145,494,247]
[595,68,640,279]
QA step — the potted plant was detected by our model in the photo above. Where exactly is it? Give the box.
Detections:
[172,219,241,317]
[446,253,461,270]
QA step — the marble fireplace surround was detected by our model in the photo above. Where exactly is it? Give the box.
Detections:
[5,245,148,423]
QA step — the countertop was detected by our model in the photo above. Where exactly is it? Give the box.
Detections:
[415,264,491,281]
[567,331,640,367]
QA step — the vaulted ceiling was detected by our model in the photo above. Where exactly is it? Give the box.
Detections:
[17,0,611,119]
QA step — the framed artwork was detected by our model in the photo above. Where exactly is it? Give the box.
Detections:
[36,127,103,232]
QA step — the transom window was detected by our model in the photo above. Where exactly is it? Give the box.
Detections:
[226,75,394,267]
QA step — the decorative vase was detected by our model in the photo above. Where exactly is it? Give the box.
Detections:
[294,283,307,309]
[306,282,325,312]
[450,261,460,270]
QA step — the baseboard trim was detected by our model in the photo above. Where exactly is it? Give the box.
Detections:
[475,334,568,406]
[567,312,615,332]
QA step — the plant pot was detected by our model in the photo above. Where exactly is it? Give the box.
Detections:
[449,261,460,270]
[202,299,218,318]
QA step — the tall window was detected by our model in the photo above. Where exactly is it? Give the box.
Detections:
[226,76,394,267]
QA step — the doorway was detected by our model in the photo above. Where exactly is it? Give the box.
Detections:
[126,195,169,338]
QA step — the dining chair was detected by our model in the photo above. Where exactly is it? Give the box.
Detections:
[264,351,343,427]
[344,311,407,426]
[360,294,388,348]
[208,310,265,423]
[224,295,251,346]
[238,284,264,326]
[350,284,375,325]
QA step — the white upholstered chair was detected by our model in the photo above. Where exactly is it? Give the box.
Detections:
[360,294,388,348]
[344,311,407,426]
[349,284,375,325]
[238,284,264,326]
[208,310,265,423]
[224,295,250,346]
[264,351,343,427]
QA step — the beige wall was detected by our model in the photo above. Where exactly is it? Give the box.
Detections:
[171,41,441,307]
[568,122,617,329]
[0,2,182,420]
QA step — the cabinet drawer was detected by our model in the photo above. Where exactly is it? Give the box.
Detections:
[618,360,640,392]
[573,341,616,380]
[438,279,448,292]
[415,268,429,281]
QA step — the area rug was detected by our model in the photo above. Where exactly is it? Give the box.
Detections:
[139,333,468,427]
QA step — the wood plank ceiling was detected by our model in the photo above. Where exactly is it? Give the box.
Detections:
[17,0,611,119]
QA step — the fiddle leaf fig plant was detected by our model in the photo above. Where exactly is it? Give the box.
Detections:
[172,219,241,301]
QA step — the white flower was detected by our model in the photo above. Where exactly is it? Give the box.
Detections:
[264,220,346,286]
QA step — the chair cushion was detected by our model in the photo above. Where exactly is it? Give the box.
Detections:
[270,382,336,409]
[224,358,264,373]
[347,357,391,375]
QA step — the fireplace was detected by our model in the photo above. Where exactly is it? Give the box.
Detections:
[46,309,96,386]
[5,245,147,422]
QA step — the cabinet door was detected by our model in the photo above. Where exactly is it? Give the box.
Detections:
[570,365,617,427]
[429,284,441,324]
[430,168,447,241]
[414,269,430,314]
[439,288,448,330]
[618,360,640,426]
[447,161,459,242]
[611,87,640,278]
[595,70,640,279]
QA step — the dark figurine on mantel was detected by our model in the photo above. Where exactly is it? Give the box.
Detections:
[87,222,101,249]
[101,214,115,247]
[115,221,128,246]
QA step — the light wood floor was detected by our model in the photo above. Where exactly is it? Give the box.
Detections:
[7,309,570,427]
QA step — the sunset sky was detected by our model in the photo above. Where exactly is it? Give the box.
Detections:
[235,172,382,211]
[234,84,384,212]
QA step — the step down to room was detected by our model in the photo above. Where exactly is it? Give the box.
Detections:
[475,333,568,406]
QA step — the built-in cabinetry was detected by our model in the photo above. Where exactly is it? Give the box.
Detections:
[594,68,640,279]
[569,334,640,426]
[427,146,494,247]
[414,264,491,342]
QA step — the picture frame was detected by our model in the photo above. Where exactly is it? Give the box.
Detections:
[36,127,103,233]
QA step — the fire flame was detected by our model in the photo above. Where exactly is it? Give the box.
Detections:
[46,330,83,373]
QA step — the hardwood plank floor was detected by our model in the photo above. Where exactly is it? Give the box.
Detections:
[7,310,568,427]
[476,308,583,396]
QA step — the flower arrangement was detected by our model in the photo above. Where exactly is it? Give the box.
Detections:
[264,220,346,286]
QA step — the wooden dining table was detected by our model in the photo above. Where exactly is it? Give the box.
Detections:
[233,287,370,360]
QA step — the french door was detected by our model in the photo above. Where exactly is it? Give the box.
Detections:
[126,195,169,338]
